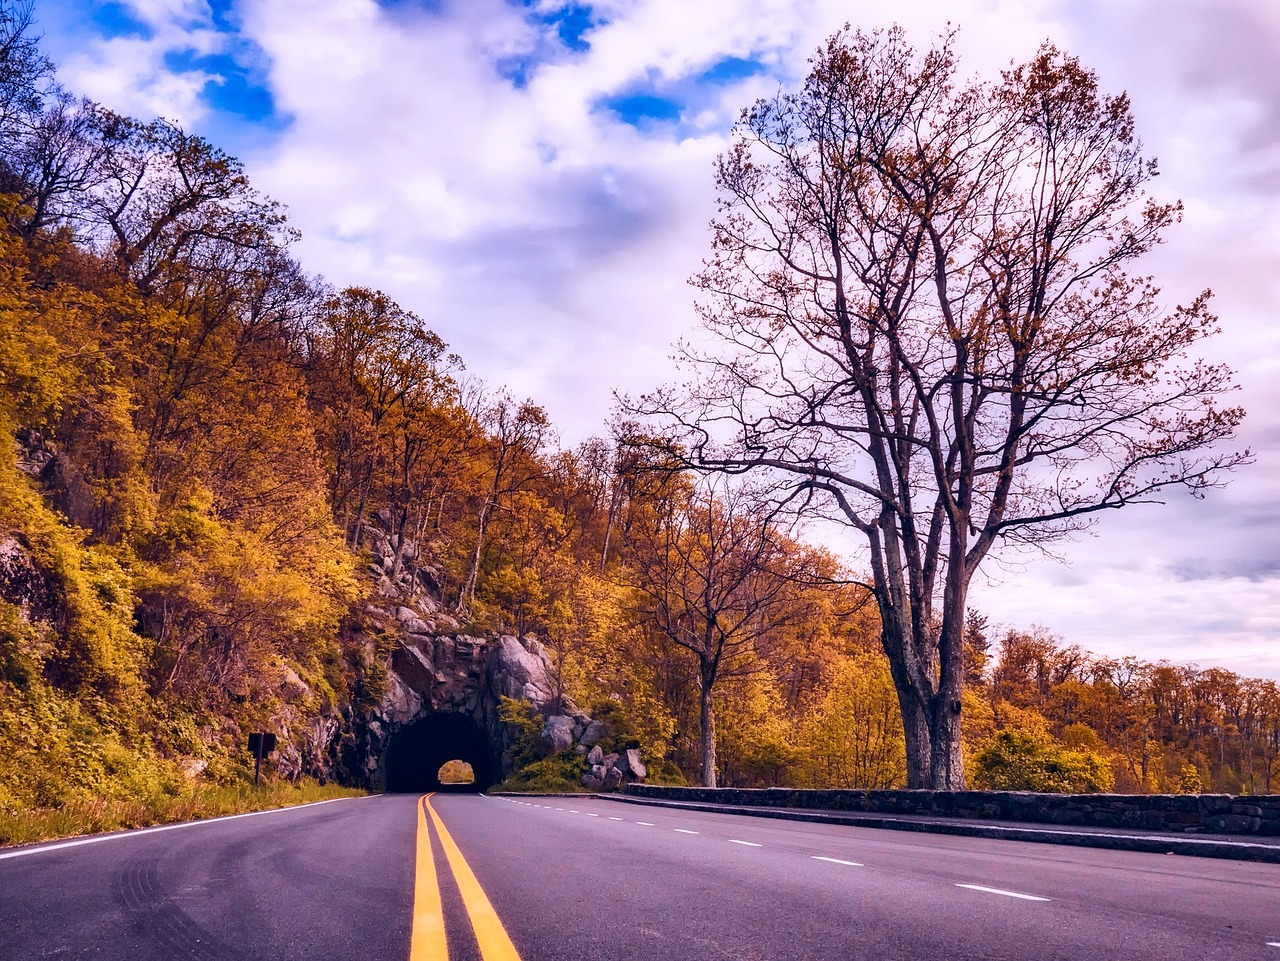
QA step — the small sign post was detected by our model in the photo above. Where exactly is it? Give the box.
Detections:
[247,732,277,786]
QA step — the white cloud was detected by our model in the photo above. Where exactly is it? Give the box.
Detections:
[52,0,225,126]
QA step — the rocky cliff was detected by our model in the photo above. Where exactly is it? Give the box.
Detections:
[303,514,645,791]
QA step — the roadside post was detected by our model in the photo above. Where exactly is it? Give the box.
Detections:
[247,732,278,786]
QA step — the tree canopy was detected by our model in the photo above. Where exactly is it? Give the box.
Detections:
[633,27,1247,788]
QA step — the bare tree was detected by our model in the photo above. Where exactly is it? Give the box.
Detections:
[634,27,1246,788]
[625,480,810,787]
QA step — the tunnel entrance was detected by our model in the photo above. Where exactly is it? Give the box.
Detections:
[384,712,499,793]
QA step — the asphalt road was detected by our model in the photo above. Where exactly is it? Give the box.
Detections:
[2,792,1278,960]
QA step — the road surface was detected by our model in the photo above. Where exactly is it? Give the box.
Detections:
[2,793,1277,960]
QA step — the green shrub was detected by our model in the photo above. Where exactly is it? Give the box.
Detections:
[495,751,588,793]
[972,729,1115,793]
[498,696,543,768]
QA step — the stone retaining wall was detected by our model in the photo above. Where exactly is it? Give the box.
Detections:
[624,785,1280,835]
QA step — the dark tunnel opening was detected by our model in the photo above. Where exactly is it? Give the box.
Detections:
[384,712,500,793]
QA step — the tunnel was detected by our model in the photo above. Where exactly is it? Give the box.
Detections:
[383,712,500,793]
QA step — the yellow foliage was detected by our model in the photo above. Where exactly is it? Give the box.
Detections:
[795,650,906,789]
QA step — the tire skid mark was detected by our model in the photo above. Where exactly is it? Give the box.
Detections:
[112,857,242,960]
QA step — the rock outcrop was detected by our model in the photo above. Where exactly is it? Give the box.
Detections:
[304,513,645,790]
[0,534,62,629]
[579,745,646,790]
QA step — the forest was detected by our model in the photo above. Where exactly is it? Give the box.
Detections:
[0,5,1276,834]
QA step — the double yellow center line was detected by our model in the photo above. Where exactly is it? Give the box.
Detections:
[411,793,523,961]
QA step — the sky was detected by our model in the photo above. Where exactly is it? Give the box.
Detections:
[28,0,1280,680]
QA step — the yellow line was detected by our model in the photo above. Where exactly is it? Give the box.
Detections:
[409,794,448,961]
[425,794,523,961]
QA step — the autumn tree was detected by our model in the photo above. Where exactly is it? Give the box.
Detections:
[456,393,551,616]
[625,481,814,787]
[635,27,1246,788]
[797,650,906,789]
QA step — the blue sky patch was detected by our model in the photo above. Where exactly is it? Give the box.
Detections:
[494,2,603,88]
[509,0,601,51]
[161,49,277,124]
[373,0,448,13]
[497,54,535,89]
[546,3,596,52]
[699,56,767,85]
[207,0,239,31]
[597,92,682,126]
[91,2,153,41]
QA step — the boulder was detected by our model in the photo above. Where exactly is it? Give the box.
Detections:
[485,635,554,705]
[604,767,624,789]
[278,665,311,701]
[391,642,435,695]
[383,673,423,725]
[0,535,60,624]
[178,758,208,780]
[579,719,609,747]
[587,744,604,766]
[622,749,647,780]
[396,606,432,635]
[582,774,603,790]
[603,753,620,770]
[541,714,575,753]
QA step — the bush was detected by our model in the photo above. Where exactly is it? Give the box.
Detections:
[497,696,543,768]
[972,729,1115,793]
[495,751,588,793]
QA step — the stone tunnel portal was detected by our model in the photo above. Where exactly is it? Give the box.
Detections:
[384,712,500,793]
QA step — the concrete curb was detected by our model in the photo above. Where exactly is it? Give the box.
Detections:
[596,793,1280,864]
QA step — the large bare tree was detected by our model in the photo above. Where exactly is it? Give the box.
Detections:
[635,27,1246,789]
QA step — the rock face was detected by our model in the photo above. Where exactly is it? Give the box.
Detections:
[0,534,62,629]
[308,513,645,791]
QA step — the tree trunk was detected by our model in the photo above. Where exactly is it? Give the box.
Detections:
[929,694,965,789]
[896,681,933,789]
[699,665,718,788]
[456,497,492,616]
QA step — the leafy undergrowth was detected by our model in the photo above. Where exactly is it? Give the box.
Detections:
[494,751,590,793]
[0,778,365,847]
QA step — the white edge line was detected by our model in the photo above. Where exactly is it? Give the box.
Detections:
[0,796,367,861]
[812,856,863,867]
[729,839,762,847]
[955,883,1050,902]
[674,828,699,834]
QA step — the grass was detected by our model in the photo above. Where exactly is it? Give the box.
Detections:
[0,778,367,848]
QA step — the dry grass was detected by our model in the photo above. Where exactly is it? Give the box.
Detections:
[0,779,367,848]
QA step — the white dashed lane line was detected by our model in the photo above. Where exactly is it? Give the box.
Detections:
[1267,942,1280,948]
[955,884,1050,902]
[568,810,579,814]
[586,813,599,817]
[728,839,762,847]
[636,822,655,826]
[608,816,624,821]
[674,829,699,835]
[812,856,862,867]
